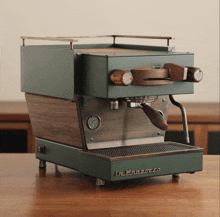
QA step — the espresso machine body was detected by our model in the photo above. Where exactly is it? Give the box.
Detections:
[21,36,203,185]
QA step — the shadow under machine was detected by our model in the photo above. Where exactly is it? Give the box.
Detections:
[21,35,204,186]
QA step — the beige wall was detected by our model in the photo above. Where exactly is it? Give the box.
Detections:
[0,0,219,102]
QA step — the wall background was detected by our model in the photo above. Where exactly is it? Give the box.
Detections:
[0,0,219,102]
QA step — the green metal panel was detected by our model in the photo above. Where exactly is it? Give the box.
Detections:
[108,54,194,70]
[75,55,108,98]
[79,154,111,180]
[110,152,203,181]
[108,81,193,98]
[21,45,75,100]
[78,151,202,181]
[107,54,194,98]
[79,53,194,98]
[35,138,203,182]
[21,43,195,99]
[35,138,81,170]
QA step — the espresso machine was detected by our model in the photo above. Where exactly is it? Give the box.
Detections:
[21,35,203,186]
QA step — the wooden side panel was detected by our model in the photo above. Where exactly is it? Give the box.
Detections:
[25,93,84,148]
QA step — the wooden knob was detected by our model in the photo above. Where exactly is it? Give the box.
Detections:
[110,70,133,86]
[141,104,168,131]
[187,67,203,82]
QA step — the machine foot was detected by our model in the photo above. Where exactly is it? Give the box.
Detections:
[55,164,58,172]
[39,160,46,169]
[96,178,105,186]
[172,174,179,178]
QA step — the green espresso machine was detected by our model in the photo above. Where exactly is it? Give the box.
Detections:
[21,35,203,186]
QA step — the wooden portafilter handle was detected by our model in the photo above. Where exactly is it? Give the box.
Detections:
[141,104,168,131]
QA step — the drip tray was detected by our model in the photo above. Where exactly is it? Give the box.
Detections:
[35,138,204,182]
[81,142,204,161]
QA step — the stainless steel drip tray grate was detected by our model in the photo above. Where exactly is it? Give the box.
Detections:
[81,142,204,161]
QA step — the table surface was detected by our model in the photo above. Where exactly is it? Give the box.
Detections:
[0,154,219,217]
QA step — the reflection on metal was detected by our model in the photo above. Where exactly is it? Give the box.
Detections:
[80,95,169,150]
[169,95,190,144]
[39,160,46,169]
[172,174,180,178]
[37,145,45,154]
[115,168,161,177]
[96,178,105,186]
[126,96,158,103]
[183,67,188,80]
[87,137,164,150]
[157,110,164,117]
[127,101,143,108]
[111,100,119,110]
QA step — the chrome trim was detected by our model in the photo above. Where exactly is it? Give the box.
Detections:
[87,116,101,130]
[169,95,190,144]
[87,136,164,150]
[183,67,188,80]
[21,35,173,47]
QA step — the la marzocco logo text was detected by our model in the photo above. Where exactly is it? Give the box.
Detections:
[115,168,161,177]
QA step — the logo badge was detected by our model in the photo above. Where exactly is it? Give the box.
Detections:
[115,168,161,177]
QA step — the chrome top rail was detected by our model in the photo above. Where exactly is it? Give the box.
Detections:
[21,35,173,47]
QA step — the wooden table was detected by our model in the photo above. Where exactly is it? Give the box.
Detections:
[1,154,219,217]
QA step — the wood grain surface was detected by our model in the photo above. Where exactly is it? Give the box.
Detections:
[141,103,168,130]
[164,63,187,81]
[131,66,173,86]
[0,154,219,217]
[25,93,84,148]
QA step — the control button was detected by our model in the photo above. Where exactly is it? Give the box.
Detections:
[37,145,45,154]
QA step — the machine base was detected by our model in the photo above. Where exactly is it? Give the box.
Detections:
[36,138,203,184]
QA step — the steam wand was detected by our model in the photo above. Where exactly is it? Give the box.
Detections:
[169,95,190,144]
